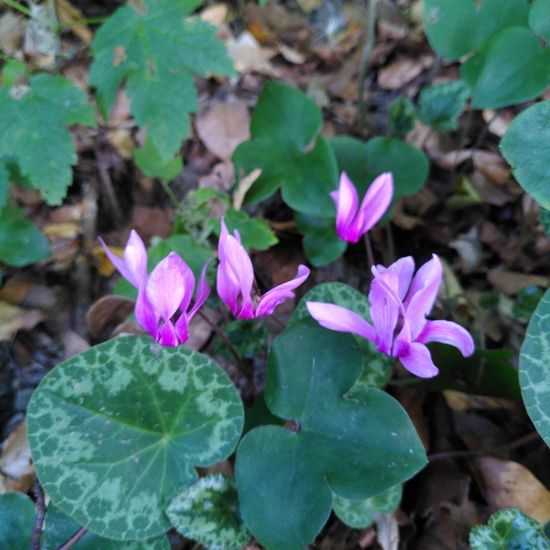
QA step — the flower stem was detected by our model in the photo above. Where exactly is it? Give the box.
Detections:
[363,233,375,269]
[31,481,46,550]
[159,180,180,208]
[56,527,87,550]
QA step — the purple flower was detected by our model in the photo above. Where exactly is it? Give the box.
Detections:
[332,172,394,243]
[217,219,310,319]
[306,255,474,378]
[100,230,210,347]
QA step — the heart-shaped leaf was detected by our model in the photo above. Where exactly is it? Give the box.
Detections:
[236,320,427,550]
[461,26,550,109]
[0,493,35,550]
[519,289,550,448]
[423,0,529,61]
[417,80,469,131]
[166,474,250,550]
[330,136,429,198]
[530,0,550,40]
[233,81,338,216]
[333,484,402,529]
[470,508,550,549]
[500,100,550,210]
[27,335,244,540]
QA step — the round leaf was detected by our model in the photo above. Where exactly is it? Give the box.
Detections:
[236,320,427,550]
[501,100,550,210]
[519,289,550,448]
[166,474,250,550]
[27,336,244,540]
[0,492,35,550]
[529,0,550,40]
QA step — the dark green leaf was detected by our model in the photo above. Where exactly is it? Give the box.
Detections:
[0,204,50,266]
[417,80,469,130]
[501,100,550,209]
[134,137,183,180]
[529,0,550,39]
[224,209,278,251]
[513,286,545,320]
[214,318,267,361]
[0,163,8,208]
[540,208,550,236]
[166,474,250,550]
[27,336,244,540]
[236,320,426,550]
[243,392,284,435]
[388,95,417,136]
[0,493,35,550]
[0,74,95,205]
[519,289,550,447]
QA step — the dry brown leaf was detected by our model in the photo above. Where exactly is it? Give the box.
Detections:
[226,32,279,76]
[0,301,43,341]
[42,221,80,240]
[108,129,134,159]
[0,422,35,494]
[196,102,251,160]
[277,43,306,64]
[378,54,433,90]
[57,0,93,44]
[474,457,550,523]
[487,271,550,295]
[91,244,121,277]
[233,168,262,211]
[482,109,514,138]
[87,295,136,337]
[200,3,228,27]
[0,12,24,56]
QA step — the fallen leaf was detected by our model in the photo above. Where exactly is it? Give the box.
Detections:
[0,422,35,494]
[226,32,279,76]
[277,43,306,64]
[108,128,134,159]
[86,295,136,338]
[449,227,483,274]
[482,109,513,138]
[378,55,433,90]
[42,221,80,240]
[196,102,251,160]
[233,168,262,211]
[0,301,43,341]
[200,3,228,27]
[487,271,550,295]
[0,12,24,56]
[57,0,93,44]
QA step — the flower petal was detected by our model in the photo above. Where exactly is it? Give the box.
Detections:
[175,313,189,344]
[396,341,439,378]
[157,320,178,347]
[404,254,443,340]
[188,259,211,320]
[417,319,475,357]
[255,265,310,317]
[351,172,394,239]
[332,172,359,242]
[368,275,401,355]
[146,253,187,322]
[135,281,159,340]
[306,301,377,343]
[123,230,148,287]
[373,256,415,301]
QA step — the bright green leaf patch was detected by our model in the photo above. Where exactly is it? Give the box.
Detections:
[417,80,469,131]
[224,208,278,251]
[166,474,250,550]
[27,336,244,541]
[501,100,550,210]
[234,81,338,216]
[333,484,402,529]
[0,493,35,550]
[519,289,550,448]
[90,0,234,164]
[236,320,426,550]
[134,137,183,181]
[470,508,550,549]
[0,204,51,266]
[0,74,95,205]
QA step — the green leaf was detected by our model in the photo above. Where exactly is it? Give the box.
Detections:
[236,320,427,550]
[388,95,417,137]
[461,26,550,109]
[90,0,234,164]
[0,74,95,205]
[233,81,338,216]
[529,0,550,40]
[0,204,51,266]
[0,493,35,550]
[291,282,393,388]
[42,505,170,550]
[1,59,27,87]
[27,335,244,540]
[295,213,347,267]
[214,319,268,361]
[166,474,250,550]
[540,208,550,236]
[417,80,469,131]
[134,137,183,180]
[224,209,278,251]
[513,286,545,320]
[423,0,529,61]
[330,136,429,198]
[519,289,550,448]
[500,100,550,210]
[470,508,550,549]
[0,163,8,208]
[333,484,402,529]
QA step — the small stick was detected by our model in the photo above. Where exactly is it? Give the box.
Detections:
[357,0,379,122]
[56,527,87,550]
[31,481,46,550]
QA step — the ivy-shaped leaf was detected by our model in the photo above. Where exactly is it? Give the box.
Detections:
[27,335,244,540]
[470,508,550,549]
[166,474,250,550]
[233,81,338,217]
[519,288,550,448]
[90,0,234,164]
[501,100,550,210]
[417,80,469,131]
[333,484,402,529]
[0,74,95,205]
[291,282,393,388]
[236,320,427,550]
[0,493,35,550]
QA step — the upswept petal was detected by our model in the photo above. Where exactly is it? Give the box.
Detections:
[135,282,158,340]
[175,312,189,345]
[374,256,415,301]
[404,254,443,340]
[332,172,359,240]
[188,259,211,321]
[396,341,439,378]
[255,265,310,318]
[352,172,394,238]
[216,261,240,316]
[99,237,135,287]
[306,302,377,343]
[146,253,187,322]
[224,235,254,311]
[368,275,401,355]
[123,230,148,287]
[417,319,475,357]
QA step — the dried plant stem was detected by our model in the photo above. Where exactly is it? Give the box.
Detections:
[31,481,46,550]
[56,527,87,550]
[357,0,379,120]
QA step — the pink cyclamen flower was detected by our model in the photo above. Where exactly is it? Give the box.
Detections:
[217,219,310,319]
[100,230,210,347]
[332,171,394,243]
[306,254,474,378]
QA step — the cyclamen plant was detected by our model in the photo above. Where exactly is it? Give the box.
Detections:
[23,170,476,550]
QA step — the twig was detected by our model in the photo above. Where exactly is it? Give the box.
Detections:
[198,311,242,367]
[31,481,46,550]
[428,432,540,462]
[56,527,87,550]
[357,0,379,121]
[96,156,124,224]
